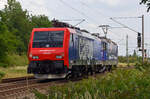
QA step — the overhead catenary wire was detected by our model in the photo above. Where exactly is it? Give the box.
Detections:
[59,0,141,35]
[78,0,107,18]
[78,0,138,39]
[78,0,142,34]
[111,16,142,19]
[108,29,139,48]
[59,0,127,47]
[59,0,99,26]
[79,1,142,50]
[110,18,139,34]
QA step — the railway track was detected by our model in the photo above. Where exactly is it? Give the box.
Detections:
[0,76,71,99]
[0,81,55,99]
[0,76,37,99]
[1,76,35,83]
[0,66,134,99]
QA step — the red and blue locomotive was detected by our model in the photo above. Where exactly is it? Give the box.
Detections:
[27,20,118,79]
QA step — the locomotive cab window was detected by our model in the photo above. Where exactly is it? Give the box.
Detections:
[32,31,64,48]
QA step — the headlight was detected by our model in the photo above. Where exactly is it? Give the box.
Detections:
[29,53,32,58]
[32,56,39,59]
[56,56,63,59]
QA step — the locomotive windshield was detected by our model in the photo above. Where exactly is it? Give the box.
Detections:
[32,31,64,48]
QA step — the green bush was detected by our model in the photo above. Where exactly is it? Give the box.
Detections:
[33,68,150,99]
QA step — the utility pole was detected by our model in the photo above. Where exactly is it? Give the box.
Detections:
[126,35,129,66]
[142,15,144,65]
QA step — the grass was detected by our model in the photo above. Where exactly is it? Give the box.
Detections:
[0,66,32,79]
[0,54,29,79]
[33,62,150,99]
[6,54,28,66]
[0,54,28,67]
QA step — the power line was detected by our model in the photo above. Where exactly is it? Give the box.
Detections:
[78,0,107,18]
[59,0,99,26]
[78,0,136,40]
[110,18,139,34]
[78,0,142,37]
[111,16,142,19]
[60,0,140,42]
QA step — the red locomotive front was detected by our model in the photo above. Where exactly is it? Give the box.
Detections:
[27,28,70,78]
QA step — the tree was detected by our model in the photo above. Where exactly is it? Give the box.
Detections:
[140,0,150,12]
[0,20,18,64]
[31,15,52,28]
[1,0,52,54]
[2,0,33,54]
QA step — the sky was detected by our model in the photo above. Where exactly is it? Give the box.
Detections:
[0,0,150,56]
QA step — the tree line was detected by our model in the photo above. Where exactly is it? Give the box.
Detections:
[0,0,52,66]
